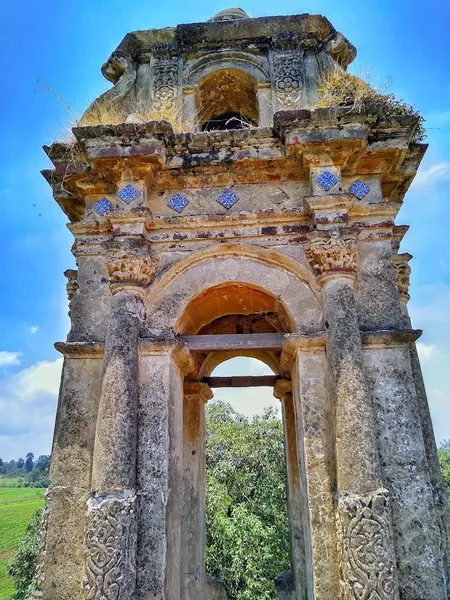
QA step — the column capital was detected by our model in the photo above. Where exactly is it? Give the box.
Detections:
[280,332,326,372]
[104,237,157,296]
[184,382,213,403]
[273,379,292,400]
[392,253,412,304]
[305,229,358,285]
[139,335,195,376]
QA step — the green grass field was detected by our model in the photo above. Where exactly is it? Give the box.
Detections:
[0,488,45,600]
[0,479,26,489]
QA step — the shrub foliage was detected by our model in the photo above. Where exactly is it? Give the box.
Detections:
[8,509,42,599]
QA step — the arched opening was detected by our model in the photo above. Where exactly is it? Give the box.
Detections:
[196,69,259,131]
[178,279,308,600]
[145,248,320,599]
[177,282,294,337]
[205,356,290,599]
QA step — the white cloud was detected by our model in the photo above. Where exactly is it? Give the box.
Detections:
[412,162,450,187]
[14,358,63,399]
[211,386,281,420]
[0,358,63,459]
[0,351,21,367]
[30,326,39,335]
[211,357,280,419]
[416,342,437,362]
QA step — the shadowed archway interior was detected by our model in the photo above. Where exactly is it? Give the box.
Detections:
[196,68,259,131]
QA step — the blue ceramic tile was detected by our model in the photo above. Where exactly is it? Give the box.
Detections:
[168,193,189,213]
[217,189,238,209]
[316,171,339,191]
[349,180,371,199]
[118,184,140,204]
[93,198,113,216]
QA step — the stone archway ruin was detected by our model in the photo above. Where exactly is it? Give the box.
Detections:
[37,7,450,600]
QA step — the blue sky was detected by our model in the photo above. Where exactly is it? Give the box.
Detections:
[0,0,449,460]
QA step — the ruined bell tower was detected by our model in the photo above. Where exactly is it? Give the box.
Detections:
[37,7,449,600]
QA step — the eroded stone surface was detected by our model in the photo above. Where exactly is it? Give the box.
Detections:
[36,7,448,600]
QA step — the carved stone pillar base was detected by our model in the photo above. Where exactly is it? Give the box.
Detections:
[83,493,137,600]
[337,489,398,600]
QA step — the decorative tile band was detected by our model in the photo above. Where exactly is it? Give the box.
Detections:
[349,180,371,199]
[217,189,238,209]
[93,198,113,216]
[168,193,189,213]
[118,184,140,204]
[316,171,339,191]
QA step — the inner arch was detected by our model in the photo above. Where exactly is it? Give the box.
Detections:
[197,68,259,130]
[177,282,293,335]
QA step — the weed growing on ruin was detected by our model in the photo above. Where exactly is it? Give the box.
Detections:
[316,67,426,142]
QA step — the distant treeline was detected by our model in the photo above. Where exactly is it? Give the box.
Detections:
[0,453,50,488]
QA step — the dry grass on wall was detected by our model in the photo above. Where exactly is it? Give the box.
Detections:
[77,97,198,133]
[316,67,426,142]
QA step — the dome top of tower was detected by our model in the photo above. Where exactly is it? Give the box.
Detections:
[208,8,250,22]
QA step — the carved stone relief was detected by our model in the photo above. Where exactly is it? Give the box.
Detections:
[84,495,137,600]
[305,231,358,278]
[104,238,157,292]
[392,253,412,303]
[64,269,79,301]
[272,51,302,109]
[152,55,180,111]
[337,489,399,600]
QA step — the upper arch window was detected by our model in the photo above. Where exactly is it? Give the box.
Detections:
[196,68,259,131]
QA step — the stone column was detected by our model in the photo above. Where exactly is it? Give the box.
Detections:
[137,336,195,600]
[356,229,446,599]
[183,86,199,131]
[181,382,213,600]
[274,380,307,600]
[257,81,273,127]
[305,230,399,600]
[281,334,338,600]
[84,237,155,600]
[34,343,104,600]
[393,252,450,598]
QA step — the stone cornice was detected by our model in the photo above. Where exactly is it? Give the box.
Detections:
[116,14,347,57]
[139,337,195,375]
[273,379,292,399]
[43,111,426,224]
[280,328,422,370]
[280,332,326,371]
[55,341,105,358]
[183,382,213,402]
[54,328,422,363]
[361,328,422,348]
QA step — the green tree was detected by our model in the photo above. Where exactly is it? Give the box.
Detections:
[438,440,450,492]
[17,458,24,470]
[35,455,50,473]
[8,509,42,599]
[25,453,34,473]
[205,401,290,600]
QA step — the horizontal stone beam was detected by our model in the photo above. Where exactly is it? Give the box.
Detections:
[181,333,284,351]
[204,375,279,388]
